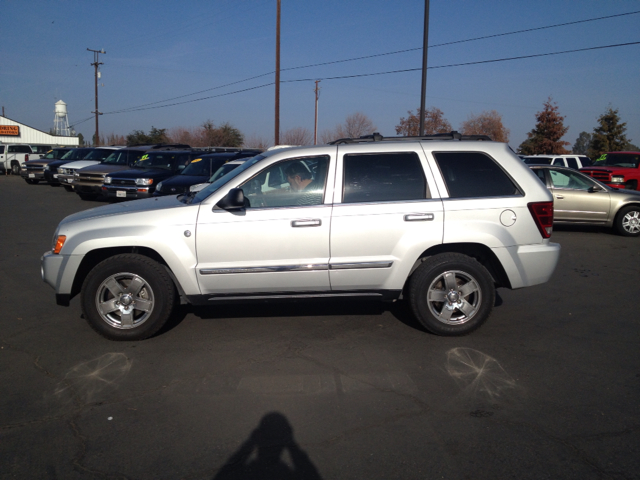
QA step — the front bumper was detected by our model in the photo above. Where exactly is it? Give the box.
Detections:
[104,185,153,199]
[41,251,83,303]
[21,170,46,180]
[57,174,74,185]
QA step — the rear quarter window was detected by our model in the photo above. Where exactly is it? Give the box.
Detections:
[434,151,521,198]
[343,152,428,203]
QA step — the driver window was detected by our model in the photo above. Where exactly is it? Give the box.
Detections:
[239,155,329,208]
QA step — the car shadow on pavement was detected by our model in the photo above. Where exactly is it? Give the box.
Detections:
[212,412,322,480]
[156,291,505,337]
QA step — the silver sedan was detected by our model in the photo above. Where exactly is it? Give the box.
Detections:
[530,165,640,237]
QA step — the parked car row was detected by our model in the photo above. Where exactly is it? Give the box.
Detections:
[19,144,263,201]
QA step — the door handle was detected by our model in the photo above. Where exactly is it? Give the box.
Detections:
[404,213,434,222]
[555,195,564,199]
[291,219,322,227]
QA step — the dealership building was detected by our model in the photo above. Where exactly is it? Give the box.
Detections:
[0,115,80,148]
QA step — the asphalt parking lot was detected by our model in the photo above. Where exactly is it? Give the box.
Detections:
[1,174,639,479]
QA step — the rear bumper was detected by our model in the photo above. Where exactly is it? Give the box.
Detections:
[493,242,561,289]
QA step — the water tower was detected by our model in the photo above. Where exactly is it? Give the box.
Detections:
[53,100,70,136]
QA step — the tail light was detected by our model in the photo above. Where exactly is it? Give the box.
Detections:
[528,202,554,238]
[25,154,29,161]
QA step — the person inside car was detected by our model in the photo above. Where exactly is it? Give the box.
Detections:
[284,162,324,205]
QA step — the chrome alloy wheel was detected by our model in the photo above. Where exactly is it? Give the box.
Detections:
[94,272,155,329]
[622,210,640,235]
[426,270,482,325]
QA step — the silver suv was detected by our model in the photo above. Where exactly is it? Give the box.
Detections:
[41,132,560,340]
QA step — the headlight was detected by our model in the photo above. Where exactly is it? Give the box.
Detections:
[74,172,80,178]
[104,176,112,184]
[135,178,153,186]
[611,176,625,183]
[156,181,163,191]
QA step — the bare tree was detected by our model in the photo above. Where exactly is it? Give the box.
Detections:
[460,110,510,142]
[243,134,271,150]
[395,107,452,136]
[167,126,198,146]
[280,127,313,145]
[319,129,338,144]
[335,112,377,138]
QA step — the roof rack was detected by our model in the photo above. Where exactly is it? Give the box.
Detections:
[328,131,492,145]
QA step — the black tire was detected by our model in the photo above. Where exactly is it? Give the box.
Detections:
[63,185,74,192]
[11,162,21,175]
[25,179,39,185]
[408,253,495,336]
[614,205,640,237]
[81,254,177,341]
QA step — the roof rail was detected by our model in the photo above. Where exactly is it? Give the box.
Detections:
[328,131,492,145]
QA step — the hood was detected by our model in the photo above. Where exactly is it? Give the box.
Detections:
[78,163,132,174]
[62,160,101,170]
[25,159,55,166]
[109,167,173,179]
[161,174,209,187]
[60,195,185,227]
[582,166,634,172]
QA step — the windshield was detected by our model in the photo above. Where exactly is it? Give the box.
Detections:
[594,153,640,168]
[209,162,244,182]
[192,155,266,203]
[104,150,131,165]
[181,158,210,176]
[85,148,117,161]
[61,148,92,160]
[133,152,180,170]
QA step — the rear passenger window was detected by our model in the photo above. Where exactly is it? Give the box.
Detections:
[434,152,521,198]
[566,158,578,169]
[343,152,427,203]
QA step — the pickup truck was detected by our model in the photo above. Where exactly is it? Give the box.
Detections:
[580,152,640,190]
[0,144,41,174]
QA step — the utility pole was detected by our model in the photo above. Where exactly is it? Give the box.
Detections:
[418,0,430,136]
[87,48,106,146]
[274,0,281,146]
[314,80,321,145]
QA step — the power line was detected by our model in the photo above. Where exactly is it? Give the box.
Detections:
[103,10,640,115]
[100,40,640,114]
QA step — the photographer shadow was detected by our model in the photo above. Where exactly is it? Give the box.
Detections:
[213,412,322,480]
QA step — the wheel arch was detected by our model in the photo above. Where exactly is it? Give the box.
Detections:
[407,242,512,290]
[70,246,187,302]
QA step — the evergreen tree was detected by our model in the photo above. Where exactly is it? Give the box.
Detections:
[588,107,629,159]
[572,132,592,155]
[518,97,570,155]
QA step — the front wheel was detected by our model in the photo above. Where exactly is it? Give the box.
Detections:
[408,253,495,336]
[63,185,73,192]
[25,179,39,184]
[81,254,177,340]
[615,206,640,237]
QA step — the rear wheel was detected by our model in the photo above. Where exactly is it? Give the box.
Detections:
[408,253,495,336]
[81,254,177,340]
[615,206,640,237]
[11,162,21,175]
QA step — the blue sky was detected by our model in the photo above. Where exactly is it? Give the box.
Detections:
[2,0,639,149]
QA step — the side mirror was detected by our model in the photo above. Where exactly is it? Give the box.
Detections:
[216,188,245,210]
[588,186,602,193]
